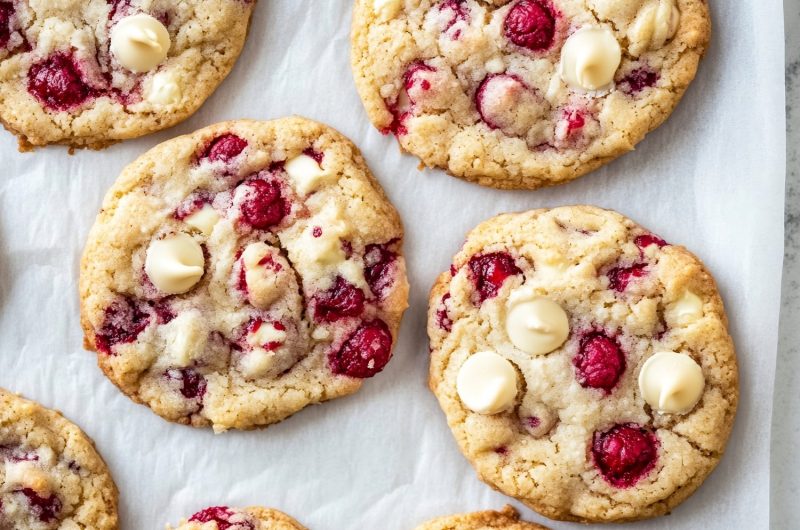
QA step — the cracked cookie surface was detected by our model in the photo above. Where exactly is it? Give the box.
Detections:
[0,389,118,530]
[80,117,409,432]
[427,206,737,522]
[0,0,254,150]
[414,505,548,529]
[351,0,710,189]
[168,506,306,530]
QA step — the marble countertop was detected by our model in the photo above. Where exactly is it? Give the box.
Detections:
[771,1,799,525]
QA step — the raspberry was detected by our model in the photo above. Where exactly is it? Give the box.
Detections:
[238,179,288,229]
[189,506,254,530]
[95,297,150,355]
[607,263,648,291]
[201,134,247,163]
[27,53,95,111]
[330,320,393,378]
[634,234,667,249]
[573,332,625,392]
[18,488,61,523]
[436,293,452,332]
[364,243,397,299]
[313,276,365,322]
[467,252,521,303]
[619,68,658,94]
[592,423,658,487]
[0,2,13,48]
[503,0,556,51]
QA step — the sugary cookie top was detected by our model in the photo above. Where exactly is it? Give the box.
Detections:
[0,0,254,149]
[0,389,118,530]
[414,505,548,529]
[351,0,710,189]
[427,206,737,522]
[80,117,408,432]
[168,506,306,530]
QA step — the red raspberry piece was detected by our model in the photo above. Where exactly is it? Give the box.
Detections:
[95,297,150,355]
[330,320,393,378]
[634,234,667,249]
[238,179,288,229]
[607,263,648,291]
[313,276,365,322]
[201,134,247,163]
[18,488,61,523]
[189,506,254,530]
[503,0,556,51]
[619,68,658,94]
[0,2,14,48]
[467,252,521,303]
[436,293,452,332]
[573,332,626,392]
[364,243,398,299]
[166,368,207,400]
[592,423,658,487]
[27,53,95,111]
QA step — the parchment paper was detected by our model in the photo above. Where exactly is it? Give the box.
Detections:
[0,1,786,528]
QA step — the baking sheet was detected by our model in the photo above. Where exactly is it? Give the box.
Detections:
[0,0,785,528]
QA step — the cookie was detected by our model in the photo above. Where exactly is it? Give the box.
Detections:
[80,117,409,432]
[0,388,118,529]
[427,206,737,522]
[351,0,710,189]
[0,0,255,150]
[415,505,548,529]
[167,506,306,530]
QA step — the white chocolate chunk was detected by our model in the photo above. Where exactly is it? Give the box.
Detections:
[110,14,170,73]
[183,204,219,235]
[240,348,277,378]
[560,26,622,91]
[148,71,182,105]
[3,461,51,493]
[285,153,335,195]
[373,0,402,21]
[162,310,208,367]
[628,0,680,57]
[246,321,287,347]
[667,290,704,325]
[144,233,204,294]
[457,351,518,415]
[240,243,290,309]
[639,351,704,414]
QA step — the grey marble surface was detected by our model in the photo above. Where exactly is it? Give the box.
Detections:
[771,0,799,525]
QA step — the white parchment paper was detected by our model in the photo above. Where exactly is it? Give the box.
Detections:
[0,0,786,528]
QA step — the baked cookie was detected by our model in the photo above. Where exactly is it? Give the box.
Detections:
[415,505,548,529]
[427,206,737,522]
[0,388,119,529]
[0,0,255,150]
[351,0,710,189]
[167,506,306,530]
[80,117,409,432]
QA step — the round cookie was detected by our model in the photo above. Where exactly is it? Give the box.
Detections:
[0,388,118,529]
[415,505,548,529]
[351,0,710,189]
[80,117,409,432]
[427,206,737,522]
[0,0,255,150]
[168,506,306,530]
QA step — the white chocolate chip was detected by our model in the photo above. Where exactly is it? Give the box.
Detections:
[147,70,182,105]
[162,310,208,367]
[639,351,704,414]
[506,289,570,355]
[628,0,680,57]
[285,153,335,195]
[485,57,505,74]
[374,0,402,21]
[456,351,518,415]
[144,233,204,295]
[246,321,287,347]
[110,14,170,73]
[3,461,51,493]
[183,204,219,235]
[560,26,621,91]
[240,348,277,378]
[240,243,290,309]
[667,290,704,325]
